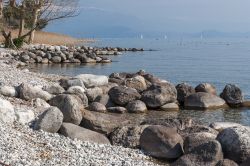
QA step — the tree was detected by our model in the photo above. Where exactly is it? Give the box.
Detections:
[1,0,79,48]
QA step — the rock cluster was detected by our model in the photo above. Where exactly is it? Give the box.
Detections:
[9,44,144,64]
[0,69,249,165]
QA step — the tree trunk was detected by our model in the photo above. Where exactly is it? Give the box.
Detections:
[18,16,25,37]
[2,31,16,48]
[28,9,39,44]
[0,0,3,19]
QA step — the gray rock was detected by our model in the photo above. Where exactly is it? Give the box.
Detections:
[59,123,110,144]
[124,76,147,92]
[107,107,127,114]
[49,94,83,125]
[109,86,141,106]
[184,92,226,110]
[195,83,217,95]
[126,100,147,113]
[43,84,65,95]
[176,83,195,105]
[216,125,250,163]
[172,140,223,166]
[51,56,61,63]
[0,98,15,124]
[86,87,103,102]
[89,102,106,113]
[220,84,244,107]
[75,74,108,88]
[59,78,85,89]
[140,125,184,160]
[94,94,114,107]
[18,83,53,101]
[141,83,177,108]
[31,98,50,108]
[221,159,238,166]
[209,122,241,132]
[0,86,17,97]
[110,125,149,148]
[66,86,88,108]
[34,107,63,133]
[160,102,179,111]
[15,109,34,125]
[81,110,130,135]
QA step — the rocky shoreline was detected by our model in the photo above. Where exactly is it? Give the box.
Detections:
[0,47,250,166]
[1,44,145,65]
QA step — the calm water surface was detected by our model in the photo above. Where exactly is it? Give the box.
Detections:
[31,38,250,126]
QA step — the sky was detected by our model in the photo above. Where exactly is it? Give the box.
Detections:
[46,0,250,37]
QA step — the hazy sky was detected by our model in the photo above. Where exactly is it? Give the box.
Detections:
[47,0,250,37]
[79,0,250,32]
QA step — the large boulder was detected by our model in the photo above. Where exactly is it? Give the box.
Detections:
[126,100,147,113]
[109,86,141,106]
[140,125,184,160]
[0,98,15,124]
[15,109,35,125]
[18,83,53,101]
[59,78,85,89]
[66,86,88,108]
[86,87,103,102]
[176,83,195,105]
[220,84,244,107]
[172,140,223,166]
[34,107,63,133]
[43,84,65,95]
[75,74,108,88]
[184,92,226,110]
[0,86,17,97]
[94,94,114,107]
[59,123,110,144]
[89,102,106,113]
[123,76,147,92]
[141,83,177,108]
[216,125,250,163]
[49,94,83,125]
[80,110,130,135]
[110,125,149,148]
[195,83,217,95]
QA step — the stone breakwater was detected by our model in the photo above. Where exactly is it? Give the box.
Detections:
[1,44,144,65]
[0,59,250,165]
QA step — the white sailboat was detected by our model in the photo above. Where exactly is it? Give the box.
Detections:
[140,34,144,39]
[164,35,168,40]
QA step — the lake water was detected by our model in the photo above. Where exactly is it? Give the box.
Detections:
[31,38,250,126]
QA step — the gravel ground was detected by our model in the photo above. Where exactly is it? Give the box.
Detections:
[0,122,163,166]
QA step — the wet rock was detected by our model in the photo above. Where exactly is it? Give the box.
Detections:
[126,100,147,113]
[109,86,141,106]
[89,102,106,113]
[176,83,195,105]
[110,125,149,148]
[49,94,83,125]
[51,56,61,63]
[140,125,184,160]
[216,125,250,163]
[195,83,217,95]
[34,107,63,133]
[141,83,177,108]
[59,123,110,144]
[18,83,53,101]
[184,92,226,110]
[220,84,244,107]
